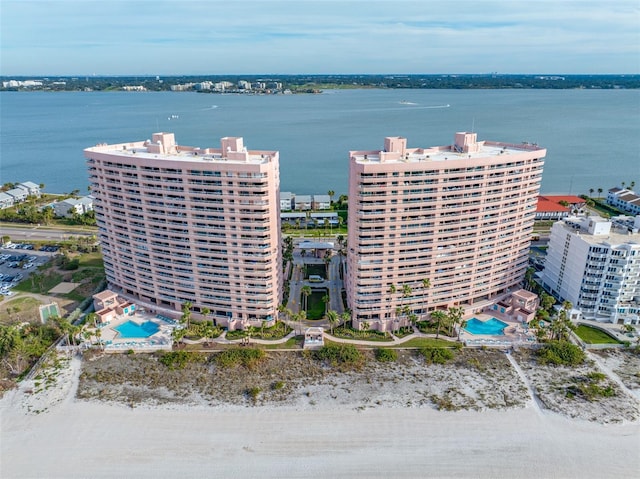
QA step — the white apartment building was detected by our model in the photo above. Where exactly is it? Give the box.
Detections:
[541,216,640,324]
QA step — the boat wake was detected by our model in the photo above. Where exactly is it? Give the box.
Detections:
[201,105,219,111]
[399,102,450,109]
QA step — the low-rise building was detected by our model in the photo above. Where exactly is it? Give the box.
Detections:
[294,194,312,211]
[17,181,42,198]
[0,192,14,209]
[280,192,293,211]
[535,195,585,220]
[5,188,27,203]
[312,194,331,210]
[607,187,640,215]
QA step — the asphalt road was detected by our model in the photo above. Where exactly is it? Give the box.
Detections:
[0,225,96,242]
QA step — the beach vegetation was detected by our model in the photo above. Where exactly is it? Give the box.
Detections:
[566,370,616,401]
[158,351,205,370]
[537,341,585,366]
[314,344,364,369]
[418,347,455,364]
[213,347,265,369]
[374,348,398,362]
[247,386,262,403]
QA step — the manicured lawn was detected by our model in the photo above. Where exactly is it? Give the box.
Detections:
[305,290,327,320]
[574,325,622,344]
[391,338,460,349]
[329,327,394,342]
[13,271,63,294]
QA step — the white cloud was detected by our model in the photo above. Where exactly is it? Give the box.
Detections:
[1,0,638,74]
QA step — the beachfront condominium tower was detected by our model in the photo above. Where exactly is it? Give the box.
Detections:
[346,132,546,331]
[86,133,281,329]
[541,215,640,324]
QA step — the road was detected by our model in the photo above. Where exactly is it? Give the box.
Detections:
[0,225,96,242]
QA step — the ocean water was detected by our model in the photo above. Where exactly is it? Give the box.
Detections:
[1,89,638,195]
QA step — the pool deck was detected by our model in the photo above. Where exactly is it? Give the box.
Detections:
[460,313,537,348]
[93,312,177,352]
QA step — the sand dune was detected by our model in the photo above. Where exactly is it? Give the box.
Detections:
[1,353,639,479]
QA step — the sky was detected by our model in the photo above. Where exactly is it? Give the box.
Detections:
[1,0,639,76]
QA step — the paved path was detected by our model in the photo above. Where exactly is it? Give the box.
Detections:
[506,352,545,416]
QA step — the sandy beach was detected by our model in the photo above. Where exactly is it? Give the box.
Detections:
[1,350,639,479]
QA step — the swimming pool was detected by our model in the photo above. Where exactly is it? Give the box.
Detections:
[115,320,160,338]
[464,318,508,335]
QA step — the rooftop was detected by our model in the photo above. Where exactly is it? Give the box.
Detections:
[351,132,545,165]
[559,216,640,246]
[85,133,277,166]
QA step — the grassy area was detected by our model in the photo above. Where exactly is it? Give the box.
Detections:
[329,327,394,342]
[390,338,460,349]
[305,290,327,320]
[77,252,104,268]
[574,325,622,344]
[262,336,303,349]
[0,296,45,325]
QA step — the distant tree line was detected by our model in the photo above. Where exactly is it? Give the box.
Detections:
[1,74,639,92]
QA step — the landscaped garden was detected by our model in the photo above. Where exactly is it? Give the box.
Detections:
[574,324,622,344]
[304,290,328,320]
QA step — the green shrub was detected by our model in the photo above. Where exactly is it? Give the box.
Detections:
[537,341,585,366]
[272,381,285,391]
[314,344,364,369]
[374,348,398,362]
[158,351,204,370]
[247,386,262,402]
[418,347,455,364]
[214,347,265,369]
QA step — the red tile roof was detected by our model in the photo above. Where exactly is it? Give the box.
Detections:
[539,195,585,204]
[536,196,570,212]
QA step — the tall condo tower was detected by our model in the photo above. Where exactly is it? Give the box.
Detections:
[346,132,546,331]
[86,133,281,329]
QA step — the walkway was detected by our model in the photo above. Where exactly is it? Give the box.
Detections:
[506,352,545,416]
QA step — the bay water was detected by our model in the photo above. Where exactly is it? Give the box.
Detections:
[1,89,638,196]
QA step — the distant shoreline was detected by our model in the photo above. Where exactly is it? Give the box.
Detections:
[2,73,639,92]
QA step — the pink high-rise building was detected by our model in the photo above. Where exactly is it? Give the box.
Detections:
[346,132,546,331]
[85,133,281,329]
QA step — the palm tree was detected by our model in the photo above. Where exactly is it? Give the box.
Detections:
[201,306,213,327]
[94,327,104,350]
[447,306,465,340]
[361,321,370,332]
[430,310,447,340]
[181,301,193,329]
[323,250,332,276]
[630,181,636,191]
[340,311,351,329]
[589,188,594,197]
[326,310,339,334]
[321,293,330,313]
[327,190,335,205]
[301,285,312,312]
[295,311,307,336]
[597,187,603,198]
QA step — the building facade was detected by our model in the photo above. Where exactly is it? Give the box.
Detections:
[86,132,282,329]
[346,132,545,330]
[607,187,640,215]
[540,216,640,324]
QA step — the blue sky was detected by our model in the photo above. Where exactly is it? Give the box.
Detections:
[1,0,638,75]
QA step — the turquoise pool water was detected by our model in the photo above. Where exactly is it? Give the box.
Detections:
[115,320,159,338]
[464,318,508,335]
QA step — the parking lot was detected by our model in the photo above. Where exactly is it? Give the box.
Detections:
[0,242,59,297]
